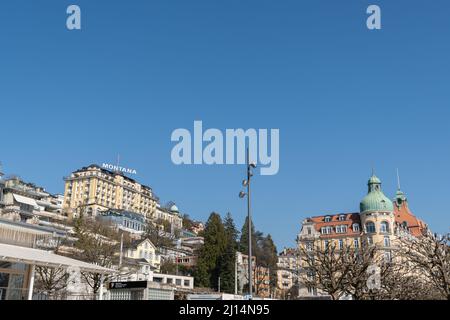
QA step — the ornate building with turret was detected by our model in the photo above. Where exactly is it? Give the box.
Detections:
[296,172,429,297]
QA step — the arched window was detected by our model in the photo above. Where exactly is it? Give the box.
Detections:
[365,221,376,233]
[380,221,390,233]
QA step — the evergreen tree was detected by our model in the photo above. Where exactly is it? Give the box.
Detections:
[218,212,239,293]
[194,212,226,289]
[239,216,258,257]
[260,234,278,294]
[259,234,278,268]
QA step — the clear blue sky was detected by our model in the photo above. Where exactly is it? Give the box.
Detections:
[1,0,449,249]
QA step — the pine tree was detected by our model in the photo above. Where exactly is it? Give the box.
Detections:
[194,212,226,289]
[260,234,278,294]
[239,216,257,257]
[218,212,239,293]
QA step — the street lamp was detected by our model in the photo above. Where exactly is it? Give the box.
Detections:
[239,147,256,299]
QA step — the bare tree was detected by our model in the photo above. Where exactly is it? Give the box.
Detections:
[34,239,69,299]
[397,232,449,300]
[35,266,69,298]
[341,243,378,300]
[299,242,354,300]
[72,217,119,298]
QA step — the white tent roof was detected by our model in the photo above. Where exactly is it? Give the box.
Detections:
[13,194,38,207]
[0,243,115,274]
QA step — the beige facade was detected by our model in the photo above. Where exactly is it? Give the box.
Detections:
[124,238,161,272]
[155,204,183,230]
[276,248,300,293]
[63,164,158,219]
[296,173,429,298]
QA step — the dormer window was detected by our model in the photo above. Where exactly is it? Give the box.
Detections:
[338,215,346,221]
[336,225,348,234]
[324,216,332,222]
[321,226,332,235]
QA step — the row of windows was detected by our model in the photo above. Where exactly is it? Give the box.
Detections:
[318,236,391,249]
[365,221,390,233]
[319,222,391,235]
[324,215,347,222]
[124,219,145,231]
[320,224,359,234]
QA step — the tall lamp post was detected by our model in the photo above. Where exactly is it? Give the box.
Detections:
[239,148,256,299]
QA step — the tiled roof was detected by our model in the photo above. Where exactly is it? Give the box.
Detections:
[309,213,361,238]
[394,202,427,237]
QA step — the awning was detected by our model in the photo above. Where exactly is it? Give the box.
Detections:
[13,194,38,207]
[0,243,116,274]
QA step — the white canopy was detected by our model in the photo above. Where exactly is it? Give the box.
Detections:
[13,194,38,207]
[0,243,115,274]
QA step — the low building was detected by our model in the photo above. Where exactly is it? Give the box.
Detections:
[159,245,193,262]
[98,209,146,236]
[0,175,67,228]
[108,280,175,300]
[123,238,161,272]
[179,236,204,248]
[187,293,245,300]
[155,203,183,231]
[114,271,194,291]
[191,221,204,235]
[151,273,194,290]
[176,255,198,268]
[0,220,114,300]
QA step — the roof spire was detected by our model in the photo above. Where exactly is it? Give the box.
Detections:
[396,168,401,190]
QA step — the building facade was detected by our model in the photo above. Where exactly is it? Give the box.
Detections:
[276,248,300,295]
[63,165,183,231]
[155,204,183,231]
[63,164,158,219]
[123,238,161,273]
[296,173,429,298]
[98,209,147,236]
[0,176,66,228]
[236,252,271,297]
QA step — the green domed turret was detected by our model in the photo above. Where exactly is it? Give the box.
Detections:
[360,174,394,212]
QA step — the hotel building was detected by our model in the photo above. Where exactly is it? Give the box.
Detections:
[296,173,429,297]
[63,164,158,219]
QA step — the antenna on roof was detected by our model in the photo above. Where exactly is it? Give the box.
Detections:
[396,168,401,190]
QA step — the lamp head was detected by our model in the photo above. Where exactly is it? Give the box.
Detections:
[239,191,246,198]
